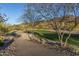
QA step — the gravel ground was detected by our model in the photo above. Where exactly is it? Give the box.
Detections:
[0,39,16,56]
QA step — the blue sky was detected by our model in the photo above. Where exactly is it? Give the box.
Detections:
[0,3,26,24]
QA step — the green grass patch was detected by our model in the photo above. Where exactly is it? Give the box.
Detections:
[5,31,14,35]
[29,29,59,41]
[29,29,79,46]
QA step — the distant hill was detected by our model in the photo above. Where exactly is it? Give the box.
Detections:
[16,16,79,30]
[33,16,79,29]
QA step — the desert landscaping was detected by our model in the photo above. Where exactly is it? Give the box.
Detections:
[0,3,79,56]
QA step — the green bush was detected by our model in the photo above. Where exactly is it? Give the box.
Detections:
[0,40,4,46]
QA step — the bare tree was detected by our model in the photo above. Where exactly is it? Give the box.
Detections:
[21,3,79,47]
[0,13,7,22]
[21,4,43,29]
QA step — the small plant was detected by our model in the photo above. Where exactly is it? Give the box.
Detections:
[0,36,4,46]
[0,40,4,46]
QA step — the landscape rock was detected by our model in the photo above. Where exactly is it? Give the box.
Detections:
[41,38,48,45]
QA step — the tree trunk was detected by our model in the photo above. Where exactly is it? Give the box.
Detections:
[64,32,71,47]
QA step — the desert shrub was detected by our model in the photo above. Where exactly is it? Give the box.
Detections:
[0,40,4,46]
[0,22,12,35]
[0,36,4,46]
